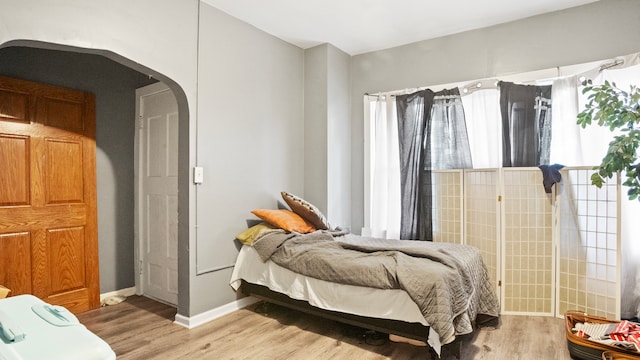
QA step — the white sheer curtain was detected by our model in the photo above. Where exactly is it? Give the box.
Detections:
[549,76,585,165]
[551,54,640,167]
[540,65,606,167]
[598,63,640,319]
[461,89,501,168]
[363,95,401,239]
[548,60,640,318]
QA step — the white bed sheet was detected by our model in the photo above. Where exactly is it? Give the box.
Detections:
[229,245,443,353]
[230,245,426,324]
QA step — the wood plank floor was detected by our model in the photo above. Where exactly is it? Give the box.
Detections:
[77,296,573,359]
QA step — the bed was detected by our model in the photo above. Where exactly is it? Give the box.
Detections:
[229,192,500,358]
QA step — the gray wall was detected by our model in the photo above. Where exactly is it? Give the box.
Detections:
[326,45,351,229]
[304,44,351,229]
[190,5,305,314]
[304,45,329,214]
[0,46,156,293]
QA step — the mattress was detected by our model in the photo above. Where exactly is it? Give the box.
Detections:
[230,245,443,352]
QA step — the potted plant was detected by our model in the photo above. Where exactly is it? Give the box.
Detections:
[577,80,640,201]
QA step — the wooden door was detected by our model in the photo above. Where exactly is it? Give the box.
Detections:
[0,75,99,313]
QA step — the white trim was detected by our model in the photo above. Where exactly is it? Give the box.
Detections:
[100,287,137,302]
[173,296,260,329]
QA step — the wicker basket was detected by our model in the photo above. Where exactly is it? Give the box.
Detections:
[565,311,640,360]
[602,351,640,359]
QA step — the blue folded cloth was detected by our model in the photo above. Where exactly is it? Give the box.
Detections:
[538,164,565,193]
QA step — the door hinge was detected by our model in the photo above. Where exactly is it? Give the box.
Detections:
[498,195,502,202]
[138,116,144,129]
[498,280,502,286]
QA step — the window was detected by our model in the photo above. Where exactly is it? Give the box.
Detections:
[363,53,640,319]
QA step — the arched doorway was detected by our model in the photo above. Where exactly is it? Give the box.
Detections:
[0,41,189,313]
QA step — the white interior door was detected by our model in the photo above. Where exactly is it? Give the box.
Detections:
[135,82,178,306]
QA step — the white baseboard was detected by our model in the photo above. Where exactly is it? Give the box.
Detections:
[173,296,260,329]
[100,287,137,302]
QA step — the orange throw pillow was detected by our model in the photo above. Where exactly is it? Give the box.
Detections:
[251,209,316,234]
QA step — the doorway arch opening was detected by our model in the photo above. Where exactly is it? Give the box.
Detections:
[0,39,190,315]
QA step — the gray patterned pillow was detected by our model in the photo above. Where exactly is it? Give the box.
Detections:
[281,191,332,230]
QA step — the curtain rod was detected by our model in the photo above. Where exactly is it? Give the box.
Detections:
[364,52,639,98]
[599,59,624,71]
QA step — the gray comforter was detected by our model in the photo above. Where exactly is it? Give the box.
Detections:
[252,230,500,345]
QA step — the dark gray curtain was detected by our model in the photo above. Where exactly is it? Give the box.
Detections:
[396,90,434,241]
[431,88,473,169]
[395,88,472,241]
[499,82,552,167]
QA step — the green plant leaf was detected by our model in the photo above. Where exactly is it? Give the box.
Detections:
[578,82,640,201]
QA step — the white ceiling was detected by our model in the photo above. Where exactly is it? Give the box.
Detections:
[203,0,598,55]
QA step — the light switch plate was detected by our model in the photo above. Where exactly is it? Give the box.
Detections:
[193,166,204,184]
